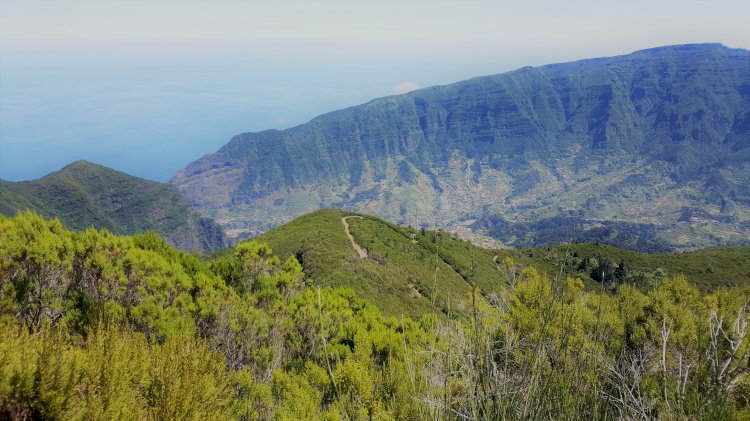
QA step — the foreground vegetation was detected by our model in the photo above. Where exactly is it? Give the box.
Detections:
[1,212,748,419]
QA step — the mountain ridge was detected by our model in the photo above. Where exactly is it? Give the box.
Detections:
[173,43,750,250]
[0,160,229,252]
[246,209,750,317]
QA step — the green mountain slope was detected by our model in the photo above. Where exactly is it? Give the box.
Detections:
[251,209,505,318]
[242,209,750,317]
[173,43,750,251]
[0,160,229,252]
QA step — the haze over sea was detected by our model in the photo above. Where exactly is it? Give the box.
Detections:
[1,0,747,182]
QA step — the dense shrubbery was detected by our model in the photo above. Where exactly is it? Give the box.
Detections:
[1,212,748,419]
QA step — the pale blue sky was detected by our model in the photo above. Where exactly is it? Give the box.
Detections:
[1,0,748,181]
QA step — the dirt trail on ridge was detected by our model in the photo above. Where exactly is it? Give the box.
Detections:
[342,216,368,259]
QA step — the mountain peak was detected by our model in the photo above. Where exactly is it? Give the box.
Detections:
[59,159,103,171]
[56,160,126,178]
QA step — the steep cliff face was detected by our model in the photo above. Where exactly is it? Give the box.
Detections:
[173,44,750,250]
[0,161,230,252]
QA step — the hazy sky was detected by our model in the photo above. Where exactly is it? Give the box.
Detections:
[1,0,748,181]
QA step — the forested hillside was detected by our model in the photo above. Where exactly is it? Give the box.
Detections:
[1,212,748,419]
[173,44,750,251]
[0,160,229,252]
[496,243,750,292]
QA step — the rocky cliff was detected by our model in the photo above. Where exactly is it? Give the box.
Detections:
[173,44,750,250]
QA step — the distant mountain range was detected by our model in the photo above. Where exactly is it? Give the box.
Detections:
[0,161,229,252]
[172,43,750,251]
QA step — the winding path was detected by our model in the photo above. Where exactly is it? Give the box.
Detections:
[342,216,368,259]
